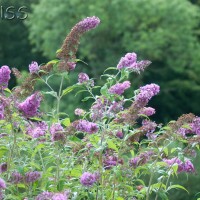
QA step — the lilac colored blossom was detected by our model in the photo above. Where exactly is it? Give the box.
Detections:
[80,172,97,187]
[67,62,76,71]
[78,73,90,84]
[135,84,160,108]
[129,156,140,168]
[139,107,155,116]
[117,53,151,73]
[50,123,65,141]
[0,178,6,189]
[191,117,200,135]
[0,163,7,174]
[18,92,42,117]
[75,120,98,134]
[108,101,124,113]
[103,155,123,169]
[29,61,40,74]
[0,96,9,119]
[52,193,68,200]
[184,160,195,173]
[130,151,153,168]
[116,131,123,139]
[177,127,192,137]
[25,171,41,183]
[77,16,100,32]
[117,53,137,69]
[36,191,69,200]
[0,104,4,119]
[142,120,157,139]
[134,60,151,72]
[26,121,48,138]
[11,172,23,184]
[74,108,85,116]
[36,191,53,200]
[0,65,11,89]
[109,81,131,95]
[163,157,184,173]
[90,97,110,121]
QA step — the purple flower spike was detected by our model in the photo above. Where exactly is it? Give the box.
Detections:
[67,62,76,71]
[0,65,11,89]
[36,191,53,200]
[117,53,137,69]
[135,83,160,108]
[191,117,200,135]
[80,172,97,187]
[52,193,68,200]
[78,73,90,84]
[77,16,100,32]
[18,92,42,118]
[25,171,41,183]
[0,178,6,189]
[183,160,195,173]
[75,120,98,134]
[26,121,48,138]
[11,172,23,184]
[50,123,65,141]
[0,163,7,174]
[139,107,156,116]
[163,157,184,173]
[29,61,40,74]
[109,81,131,95]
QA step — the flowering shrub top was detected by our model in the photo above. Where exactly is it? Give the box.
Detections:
[0,16,200,200]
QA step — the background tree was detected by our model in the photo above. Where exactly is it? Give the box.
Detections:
[26,0,200,123]
[0,0,45,87]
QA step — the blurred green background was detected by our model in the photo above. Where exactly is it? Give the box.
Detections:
[1,0,200,199]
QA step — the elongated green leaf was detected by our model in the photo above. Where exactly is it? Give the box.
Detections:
[167,184,189,193]
[62,85,75,96]
[43,91,57,98]
[107,140,118,152]
[62,118,71,127]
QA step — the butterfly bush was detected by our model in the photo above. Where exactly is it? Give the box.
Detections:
[0,16,200,200]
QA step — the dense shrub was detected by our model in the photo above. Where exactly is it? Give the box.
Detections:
[0,16,200,200]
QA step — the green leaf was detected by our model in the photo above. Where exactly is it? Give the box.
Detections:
[4,88,12,94]
[167,184,189,193]
[0,146,8,158]
[47,59,59,65]
[70,166,82,177]
[103,67,117,73]
[75,58,88,65]
[116,197,124,200]
[62,118,71,127]
[68,136,81,142]
[130,150,135,157]
[163,147,168,156]
[100,85,108,97]
[62,85,75,97]
[107,139,118,152]
[43,91,57,98]
[57,179,65,191]
[56,49,61,54]
[82,96,94,102]
[29,117,42,122]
